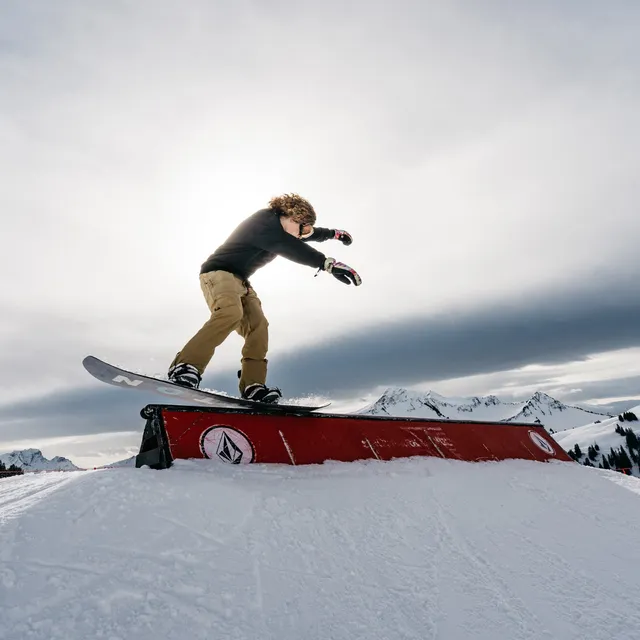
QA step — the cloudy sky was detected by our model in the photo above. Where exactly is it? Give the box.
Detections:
[1,0,639,467]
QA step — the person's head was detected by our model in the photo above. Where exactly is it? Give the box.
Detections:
[270,193,316,238]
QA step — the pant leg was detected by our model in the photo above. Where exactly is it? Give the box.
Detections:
[170,271,246,373]
[235,286,269,393]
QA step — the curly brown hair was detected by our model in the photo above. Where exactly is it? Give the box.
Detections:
[269,193,316,226]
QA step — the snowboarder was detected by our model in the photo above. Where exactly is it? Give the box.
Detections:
[167,193,361,403]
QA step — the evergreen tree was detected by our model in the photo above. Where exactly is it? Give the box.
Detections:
[624,428,639,452]
[574,443,583,459]
[602,456,611,470]
[583,458,594,467]
[595,443,600,452]
[0,460,24,479]
[617,446,633,470]
[615,424,624,435]
[588,445,598,461]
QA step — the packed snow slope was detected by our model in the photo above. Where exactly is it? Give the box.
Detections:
[359,389,609,432]
[2,458,640,640]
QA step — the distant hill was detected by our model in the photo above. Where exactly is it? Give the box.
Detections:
[553,404,640,476]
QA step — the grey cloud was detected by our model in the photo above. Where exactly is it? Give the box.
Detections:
[549,377,640,408]
[0,306,193,402]
[256,277,640,398]
[2,276,640,444]
[585,399,640,417]
[0,386,158,442]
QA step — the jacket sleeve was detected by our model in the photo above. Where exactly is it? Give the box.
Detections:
[301,227,335,243]
[253,222,327,270]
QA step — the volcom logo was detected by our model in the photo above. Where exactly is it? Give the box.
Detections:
[200,426,255,464]
[528,431,555,456]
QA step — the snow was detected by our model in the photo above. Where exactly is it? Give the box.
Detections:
[2,457,640,639]
[552,403,640,470]
[99,456,136,468]
[553,403,640,450]
[358,388,610,432]
[0,470,84,524]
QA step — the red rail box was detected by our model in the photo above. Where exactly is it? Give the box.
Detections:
[135,404,572,468]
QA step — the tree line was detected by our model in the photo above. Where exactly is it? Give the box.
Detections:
[0,460,24,478]
[567,411,639,475]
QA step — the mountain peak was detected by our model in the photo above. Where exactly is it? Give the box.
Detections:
[526,391,566,412]
[359,387,610,431]
[0,449,80,471]
[530,391,560,403]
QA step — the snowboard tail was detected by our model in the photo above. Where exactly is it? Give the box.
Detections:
[82,356,329,413]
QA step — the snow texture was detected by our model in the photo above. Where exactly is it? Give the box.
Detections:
[2,457,640,639]
[359,388,610,432]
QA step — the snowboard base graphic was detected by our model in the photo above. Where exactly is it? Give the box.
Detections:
[82,356,330,413]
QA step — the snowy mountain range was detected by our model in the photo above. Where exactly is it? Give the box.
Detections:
[0,448,80,472]
[358,388,612,432]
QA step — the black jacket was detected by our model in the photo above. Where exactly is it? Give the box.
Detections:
[200,209,334,280]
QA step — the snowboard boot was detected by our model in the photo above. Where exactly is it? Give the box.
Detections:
[241,383,282,404]
[167,363,202,389]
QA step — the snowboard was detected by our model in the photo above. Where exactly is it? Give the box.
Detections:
[82,356,330,413]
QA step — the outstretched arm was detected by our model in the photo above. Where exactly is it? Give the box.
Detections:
[253,219,361,285]
[302,227,353,245]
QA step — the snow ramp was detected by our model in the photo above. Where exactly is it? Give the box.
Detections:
[2,459,640,640]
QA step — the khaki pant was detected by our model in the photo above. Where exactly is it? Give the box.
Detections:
[170,271,269,394]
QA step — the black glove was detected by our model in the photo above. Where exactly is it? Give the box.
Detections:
[333,229,353,246]
[323,257,362,286]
